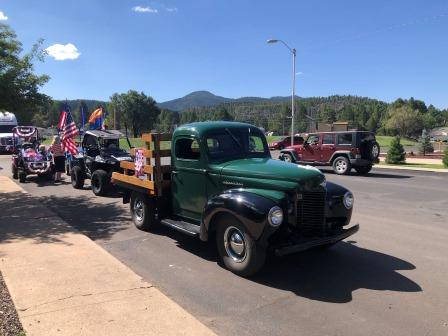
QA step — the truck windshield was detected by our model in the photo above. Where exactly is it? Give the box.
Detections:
[205,128,269,162]
[0,125,15,133]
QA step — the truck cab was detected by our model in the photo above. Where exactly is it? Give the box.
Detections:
[113,122,359,277]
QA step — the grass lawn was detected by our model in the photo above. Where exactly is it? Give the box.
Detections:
[379,162,446,169]
[376,136,416,147]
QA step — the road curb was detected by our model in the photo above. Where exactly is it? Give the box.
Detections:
[0,176,216,336]
[375,165,448,173]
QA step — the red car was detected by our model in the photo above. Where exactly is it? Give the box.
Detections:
[268,135,304,150]
[279,131,380,175]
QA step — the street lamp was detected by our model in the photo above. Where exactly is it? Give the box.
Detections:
[267,39,296,146]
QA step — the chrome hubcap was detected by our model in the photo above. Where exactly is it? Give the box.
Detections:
[372,145,379,158]
[284,155,292,162]
[224,226,246,263]
[134,200,144,221]
[336,160,347,172]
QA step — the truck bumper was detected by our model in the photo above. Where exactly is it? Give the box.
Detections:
[274,224,359,257]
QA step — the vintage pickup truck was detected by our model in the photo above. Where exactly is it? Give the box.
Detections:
[112,121,358,276]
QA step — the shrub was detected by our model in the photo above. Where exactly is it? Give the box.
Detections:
[443,146,448,168]
[386,136,406,164]
[417,129,434,155]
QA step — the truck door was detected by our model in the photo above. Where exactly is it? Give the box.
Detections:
[301,134,320,162]
[320,133,335,162]
[171,136,207,222]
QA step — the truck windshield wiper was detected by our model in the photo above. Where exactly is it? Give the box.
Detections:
[225,128,243,149]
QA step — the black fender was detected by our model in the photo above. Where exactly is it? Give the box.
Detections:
[200,190,281,242]
[279,149,300,162]
[329,151,352,163]
[325,181,353,226]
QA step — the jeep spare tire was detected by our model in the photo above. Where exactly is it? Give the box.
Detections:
[91,169,110,196]
[71,166,85,189]
[371,141,380,160]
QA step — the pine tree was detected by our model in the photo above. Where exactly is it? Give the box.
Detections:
[417,129,434,155]
[386,136,406,164]
[443,146,448,168]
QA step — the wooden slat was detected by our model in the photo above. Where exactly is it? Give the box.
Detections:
[130,148,171,158]
[112,173,155,190]
[120,161,171,174]
[142,133,172,142]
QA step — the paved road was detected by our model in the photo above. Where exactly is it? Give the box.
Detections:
[1,154,447,336]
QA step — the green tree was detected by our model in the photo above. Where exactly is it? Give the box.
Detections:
[443,146,448,168]
[385,106,423,137]
[0,23,50,124]
[213,106,233,121]
[156,109,179,132]
[386,136,406,164]
[109,90,160,137]
[417,129,434,155]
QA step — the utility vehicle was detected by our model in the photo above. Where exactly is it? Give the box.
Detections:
[70,130,132,196]
[11,126,53,183]
[112,122,358,277]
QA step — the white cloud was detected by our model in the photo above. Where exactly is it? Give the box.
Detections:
[295,71,303,76]
[0,11,8,21]
[133,6,158,13]
[45,43,80,61]
[166,7,178,12]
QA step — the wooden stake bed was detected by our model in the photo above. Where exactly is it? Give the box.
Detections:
[111,133,172,196]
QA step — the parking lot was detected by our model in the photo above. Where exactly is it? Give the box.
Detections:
[0,154,447,336]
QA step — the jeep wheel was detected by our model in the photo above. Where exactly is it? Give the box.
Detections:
[371,141,380,160]
[332,156,351,175]
[71,166,85,189]
[12,164,18,179]
[355,165,372,175]
[18,170,26,183]
[216,215,266,277]
[282,153,295,163]
[130,191,158,231]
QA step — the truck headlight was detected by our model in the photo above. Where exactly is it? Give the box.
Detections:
[343,192,354,209]
[268,206,283,227]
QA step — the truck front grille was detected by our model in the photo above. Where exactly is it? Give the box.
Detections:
[296,191,326,236]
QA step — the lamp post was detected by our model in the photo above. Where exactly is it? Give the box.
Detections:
[267,39,296,146]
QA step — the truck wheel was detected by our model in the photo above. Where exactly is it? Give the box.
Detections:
[12,164,18,179]
[370,141,380,160]
[18,170,26,183]
[216,215,266,277]
[130,191,158,231]
[91,169,110,196]
[281,153,295,163]
[71,166,85,189]
[355,165,372,175]
[332,156,351,175]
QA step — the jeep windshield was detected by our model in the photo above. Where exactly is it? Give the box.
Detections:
[205,128,270,162]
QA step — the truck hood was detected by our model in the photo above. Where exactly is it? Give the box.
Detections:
[219,158,325,191]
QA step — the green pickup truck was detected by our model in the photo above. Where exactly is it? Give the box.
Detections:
[113,121,358,277]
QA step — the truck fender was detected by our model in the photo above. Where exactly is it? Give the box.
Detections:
[330,151,352,163]
[279,149,300,162]
[200,190,279,242]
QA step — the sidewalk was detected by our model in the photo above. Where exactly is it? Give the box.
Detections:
[0,177,215,336]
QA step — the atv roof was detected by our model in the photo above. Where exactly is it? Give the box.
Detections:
[85,130,124,139]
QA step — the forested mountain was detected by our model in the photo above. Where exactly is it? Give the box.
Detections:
[158,91,232,111]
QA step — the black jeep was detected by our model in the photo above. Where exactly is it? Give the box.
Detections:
[70,130,132,196]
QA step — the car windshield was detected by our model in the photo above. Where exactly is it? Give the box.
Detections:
[0,125,15,133]
[205,128,269,162]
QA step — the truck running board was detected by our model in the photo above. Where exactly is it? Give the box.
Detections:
[160,219,200,237]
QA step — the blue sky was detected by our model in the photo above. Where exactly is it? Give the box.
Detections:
[1,0,448,108]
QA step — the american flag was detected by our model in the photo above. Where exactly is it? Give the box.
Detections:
[59,108,79,155]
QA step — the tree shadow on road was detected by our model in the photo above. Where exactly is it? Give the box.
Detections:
[0,192,129,245]
[249,242,422,303]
